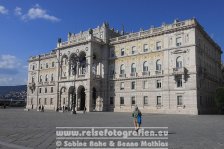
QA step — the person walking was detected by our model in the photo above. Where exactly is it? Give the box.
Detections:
[132,105,142,131]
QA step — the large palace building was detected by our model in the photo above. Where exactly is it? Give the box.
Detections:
[26,18,223,114]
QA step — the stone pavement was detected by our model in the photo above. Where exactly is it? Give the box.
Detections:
[0,108,224,149]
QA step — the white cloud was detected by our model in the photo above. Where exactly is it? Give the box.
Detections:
[0,54,27,86]
[0,5,8,14]
[14,7,22,16]
[21,4,60,22]
[0,55,21,69]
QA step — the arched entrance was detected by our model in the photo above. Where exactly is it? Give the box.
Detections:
[59,87,67,110]
[68,86,76,111]
[77,86,86,111]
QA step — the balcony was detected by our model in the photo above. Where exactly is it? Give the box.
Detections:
[119,74,126,78]
[130,72,137,77]
[28,82,36,90]
[49,81,55,85]
[155,70,163,75]
[28,82,35,87]
[173,67,187,75]
[38,82,43,85]
[61,76,67,80]
[78,74,85,78]
[142,71,150,76]
[44,81,49,85]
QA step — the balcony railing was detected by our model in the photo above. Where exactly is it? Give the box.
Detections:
[78,74,85,78]
[119,74,126,78]
[61,76,67,79]
[173,67,187,75]
[50,81,55,85]
[155,70,163,75]
[142,71,150,76]
[130,72,137,77]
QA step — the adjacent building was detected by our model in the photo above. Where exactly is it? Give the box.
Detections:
[27,18,222,114]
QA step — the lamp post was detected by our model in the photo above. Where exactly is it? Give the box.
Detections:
[70,55,79,114]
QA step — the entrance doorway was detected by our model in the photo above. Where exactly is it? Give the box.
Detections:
[77,86,85,111]
[68,86,76,111]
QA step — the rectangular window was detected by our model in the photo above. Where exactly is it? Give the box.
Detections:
[176,37,182,46]
[39,98,41,105]
[110,97,114,105]
[44,98,47,105]
[51,87,53,93]
[120,82,124,90]
[131,96,135,105]
[40,64,43,69]
[143,44,148,52]
[156,80,162,88]
[177,77,182,88]
[177,95,183,106]
[45,88,47,93]
[120,97,124,105]
[121,48,125,56]
[46,63,48,68]
[52,62,55,67]
[50,98,53,105]
[156,41,161,50]
[131,81,136,90]
[39,88,42,93]
[144,96,148,105]
[63,98,65,104]
[31,98,33,105]
[143,80,148,89]
[157,96,161,106]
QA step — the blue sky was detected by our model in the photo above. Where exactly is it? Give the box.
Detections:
[0,0,223,86]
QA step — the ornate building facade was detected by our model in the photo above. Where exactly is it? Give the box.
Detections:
[27,18,222,114]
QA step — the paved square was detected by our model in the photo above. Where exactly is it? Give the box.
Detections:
[0,108,223,149]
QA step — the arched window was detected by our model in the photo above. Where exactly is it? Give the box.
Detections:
[45,74,48,82]
[132,46,136,54]
[143,61,148,72]
[121,48,125,56]
[51,74,54,81]
[69,53,78,76]
[176,56,183,68]
[52,62,55,67]
[61,55,68,66]
[131,63,136,73]
[156,60,161,71]
[40,75,42,82]
[120,64,125,74]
